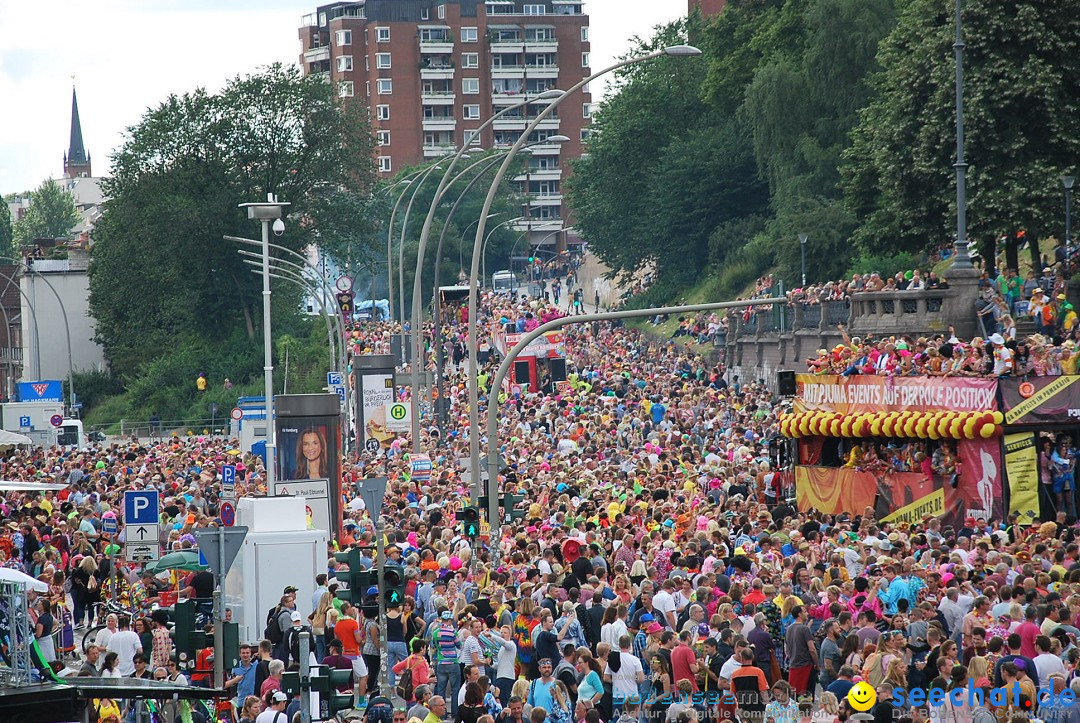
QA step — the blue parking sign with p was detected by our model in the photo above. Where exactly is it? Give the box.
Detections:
[222,465,236,489]
[124,490,159,525]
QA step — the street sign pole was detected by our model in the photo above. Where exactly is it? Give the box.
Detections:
[300,631,312,723]
[214,524,225,690]
[376,515,390,699]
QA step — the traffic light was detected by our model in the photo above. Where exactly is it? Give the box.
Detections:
[334,549,376,605]
[480,495,526,522]
[528,255,535,263]
[173,600,197,673]
[337,291,354,316]
[457,506,480,538]
[326,667,355,715]
[381,564,406,607]
[503,493,526,520]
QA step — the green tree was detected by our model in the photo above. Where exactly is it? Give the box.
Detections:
[844,0,1080,257]
[12,179,79,245]
[567,20,768,285]
[89,64,377,378]
[0,198,12,258]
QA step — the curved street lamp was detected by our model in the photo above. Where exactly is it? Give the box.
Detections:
[407,91,565,445]
[466,44,703,517]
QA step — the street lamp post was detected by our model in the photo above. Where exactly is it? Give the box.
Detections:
[951,0,972,269]
[481,217,526,288]
[466,45,702,524]
[799,234,808,288]
[398,162,447,367]
[237,195,290,487]
[1065,175,1075,271]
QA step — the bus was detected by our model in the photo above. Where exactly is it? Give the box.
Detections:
[491,270,518,295]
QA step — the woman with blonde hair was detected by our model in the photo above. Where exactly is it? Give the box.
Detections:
[967,656,991,689]
[311,591,333,661]
[812,691,840,723]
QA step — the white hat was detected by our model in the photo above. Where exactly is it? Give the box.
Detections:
[989,333,1006,345]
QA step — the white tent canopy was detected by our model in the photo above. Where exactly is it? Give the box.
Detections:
[0,429,33,447]
[0,567,49,593]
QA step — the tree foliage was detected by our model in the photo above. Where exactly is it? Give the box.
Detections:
[12,178,80,246]
[844,0,1080,255]
[0,199,12,259]
[89,64,377,378]
[568,0,895,293]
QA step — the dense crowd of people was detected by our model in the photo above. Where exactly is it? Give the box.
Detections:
[5,252,1080,723]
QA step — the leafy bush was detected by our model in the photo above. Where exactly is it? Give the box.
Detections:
[848,251,921,280]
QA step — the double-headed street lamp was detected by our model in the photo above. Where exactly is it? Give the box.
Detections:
[233,195,290,486]
[466,45,703,519]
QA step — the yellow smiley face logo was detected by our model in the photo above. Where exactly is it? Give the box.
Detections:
[847,681,877,712]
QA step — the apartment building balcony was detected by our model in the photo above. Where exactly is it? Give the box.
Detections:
[423,143,458,158]
[492,90,555,105]
[421,91,456,105]
[524,66,559,79]
[419,40,454,54]
[304,45,331,63]
[491,65,525,79]
[490,40,524,53]
[525,39,558,53]
[513,168,562,182]
[527,140,566,153]
[531,117,560,131]
[512,217,564,232]
[528,193,563,206]
[492,117,527,131]
[422,117,457,131]
[421,66,455,80]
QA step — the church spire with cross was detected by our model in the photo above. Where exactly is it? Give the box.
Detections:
[63,85,91,178]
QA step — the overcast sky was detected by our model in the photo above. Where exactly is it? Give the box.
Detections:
[0,0,685,196]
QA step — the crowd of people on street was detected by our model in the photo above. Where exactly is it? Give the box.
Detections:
[6,252,1080,723]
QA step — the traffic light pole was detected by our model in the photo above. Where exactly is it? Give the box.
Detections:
[376,516,392,700]
[299,631,312,723]
[213,525,225,690]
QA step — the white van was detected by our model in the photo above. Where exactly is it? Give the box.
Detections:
[491,270,519,295]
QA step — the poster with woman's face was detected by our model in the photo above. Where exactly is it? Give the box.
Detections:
[278,423,333,481]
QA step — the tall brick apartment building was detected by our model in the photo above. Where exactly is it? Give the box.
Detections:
[299,0,591,250]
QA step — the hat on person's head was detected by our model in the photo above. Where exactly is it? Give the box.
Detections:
[646,622,664,634]
[640,614,655,623]
[1058,294,1068,301]
[989,333,1005,345]
[441,610,454,620]
[283,585,299,594]
[272,690,289,703]
[290,610,303,622]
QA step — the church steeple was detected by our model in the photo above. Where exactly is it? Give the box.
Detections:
[64,86,91,178]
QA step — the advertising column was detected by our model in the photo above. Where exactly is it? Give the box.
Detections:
[274,393,341,539]
[354,354,397,454]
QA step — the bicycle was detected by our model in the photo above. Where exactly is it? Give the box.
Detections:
[81,600,133,655]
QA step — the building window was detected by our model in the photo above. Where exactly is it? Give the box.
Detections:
[338,80,354,98]
[377,78,393,94]
[464,104,480,120]
[376,53,392,69]
[379,157,392,173]
[376,26,390,42]
[336,29,352,46]
[524,4,546,15]
[378,130,391,146]
[462,78,479,94]
[581,128,591,142]
[582,103,591,119]
[465,129,481,145]
[337,55,353,72]
[462,53,479,69]
[581,27,589,42]
[438,4,446,19]
[421,7,429,19]
[461,27,477,42]
[376,105,390,120]
[581,52,589,67]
